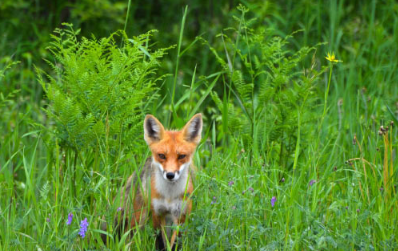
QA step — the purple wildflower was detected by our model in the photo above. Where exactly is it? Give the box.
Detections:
[66,213,73,225]
[79,218,89,238]
[281,178,285,183]
[242,190,246,195]
[117,207,122,212]
[345,206,349,210]
[46,213,51,222]
[211,196,217,205]
[248,187,254,192]
[228,181,234,186]
[309,180,316,186]
[356,209,360,213]
[271,196,276,207]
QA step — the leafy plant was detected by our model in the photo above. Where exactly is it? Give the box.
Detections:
[0,59,20,109]
[205,5,326,166]
[37,24,169,155]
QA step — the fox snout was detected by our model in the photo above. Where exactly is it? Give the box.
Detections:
[152,159,189,182]
[161,162,190,182]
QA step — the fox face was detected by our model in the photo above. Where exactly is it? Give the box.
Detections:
[144,114,202,182]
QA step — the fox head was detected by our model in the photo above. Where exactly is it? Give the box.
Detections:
[144,114,202,182]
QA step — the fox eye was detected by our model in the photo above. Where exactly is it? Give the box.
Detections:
[178,154,186,160]
[158,154,166,160]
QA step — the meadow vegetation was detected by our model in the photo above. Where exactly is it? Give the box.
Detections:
[0,0,397,250]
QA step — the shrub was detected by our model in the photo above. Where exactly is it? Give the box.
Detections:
[37,24,169,156]
[205,5,326,166]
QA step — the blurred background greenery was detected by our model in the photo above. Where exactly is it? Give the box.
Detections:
[1,0,397,128]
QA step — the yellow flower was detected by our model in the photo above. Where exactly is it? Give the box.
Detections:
[325,52,341,63]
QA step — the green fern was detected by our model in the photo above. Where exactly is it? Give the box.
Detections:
[205,5,327,165]
[37,24,169,155]
[0,60,20,108]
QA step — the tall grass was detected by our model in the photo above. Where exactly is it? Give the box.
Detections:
[0,1,397,250]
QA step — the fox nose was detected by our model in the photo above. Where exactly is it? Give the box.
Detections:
[166,172,175,180]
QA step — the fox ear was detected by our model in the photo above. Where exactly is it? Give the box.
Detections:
[144,115,165,145]
[182,113,202,144]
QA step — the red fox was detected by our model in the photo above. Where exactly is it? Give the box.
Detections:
[104,114,202,249]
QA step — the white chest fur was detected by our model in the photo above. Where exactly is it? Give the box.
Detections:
[152,198,187,217]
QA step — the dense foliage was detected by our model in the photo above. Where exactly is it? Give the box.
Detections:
[37,25,168,153]
[206,6,327,164]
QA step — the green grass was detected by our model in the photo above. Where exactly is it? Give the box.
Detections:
[1,0,397,250]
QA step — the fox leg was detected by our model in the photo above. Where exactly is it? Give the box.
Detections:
[152,213,166,250]
[170,212,187,248]
[169,217,179,248]
[169,199,192,248]
[160,215,169,248]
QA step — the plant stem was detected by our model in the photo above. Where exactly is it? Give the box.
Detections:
[123,0,132,32]
[315,63,333,154]
[169,6,188,126]
[321,63,333,129]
